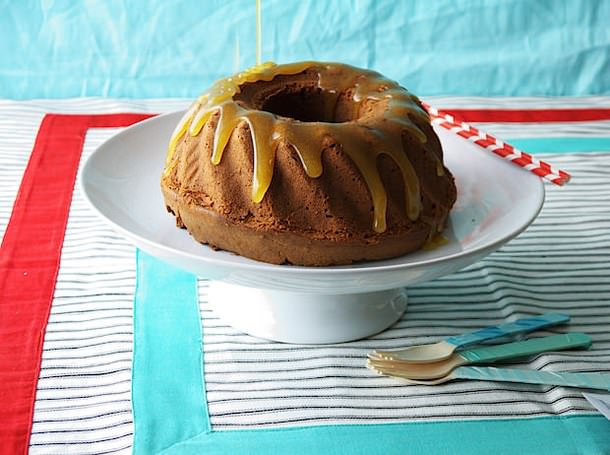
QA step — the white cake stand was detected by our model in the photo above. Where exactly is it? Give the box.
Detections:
[81,111,544,344]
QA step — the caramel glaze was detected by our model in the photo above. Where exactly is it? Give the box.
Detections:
[162,62,457,264]
[164,61,446,233]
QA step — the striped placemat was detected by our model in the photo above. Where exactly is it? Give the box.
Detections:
[0,98,609,454]
[198,150,610,428]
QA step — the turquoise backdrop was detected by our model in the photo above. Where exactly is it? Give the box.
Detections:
[1,0,609,98]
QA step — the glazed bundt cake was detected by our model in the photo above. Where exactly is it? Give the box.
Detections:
[161,61,457,266]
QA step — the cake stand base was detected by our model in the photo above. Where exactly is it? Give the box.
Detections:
[207,282,407,344]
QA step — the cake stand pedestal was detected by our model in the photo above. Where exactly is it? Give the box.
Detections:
[208,282,407,344]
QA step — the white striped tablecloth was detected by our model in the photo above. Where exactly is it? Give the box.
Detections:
[0,97,609,454]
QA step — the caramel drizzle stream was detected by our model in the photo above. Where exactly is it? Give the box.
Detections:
[164,61,440,233]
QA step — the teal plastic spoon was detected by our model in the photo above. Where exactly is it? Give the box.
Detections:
[368,332,591,380]
[373,313,569,363]
[376,365,610,391]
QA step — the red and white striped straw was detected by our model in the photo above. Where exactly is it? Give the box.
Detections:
[422,102,571,186]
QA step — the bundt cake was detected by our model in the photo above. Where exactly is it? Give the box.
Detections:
[161,61,457,266]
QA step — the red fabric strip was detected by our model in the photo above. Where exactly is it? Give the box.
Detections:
[443,108,610,123]
[0,113,153,455]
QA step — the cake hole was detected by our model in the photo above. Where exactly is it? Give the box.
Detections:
[261,87,346,123]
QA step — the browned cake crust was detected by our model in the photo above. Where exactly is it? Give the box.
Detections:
[161,63,457,266]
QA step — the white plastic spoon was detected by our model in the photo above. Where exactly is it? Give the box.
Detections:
[368,332,591,380]
[372,312,569,363]
[370,365,610,391]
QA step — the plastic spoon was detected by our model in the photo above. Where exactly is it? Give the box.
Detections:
[372,313,569,363]
[367,332,591,380]
[370,365,610,391]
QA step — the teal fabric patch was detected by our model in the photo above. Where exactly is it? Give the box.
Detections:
[2,0,610,99]
[506,137,610,153]
[132,251,208,455]
[133,252,610,455]
[157,416,610,455]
